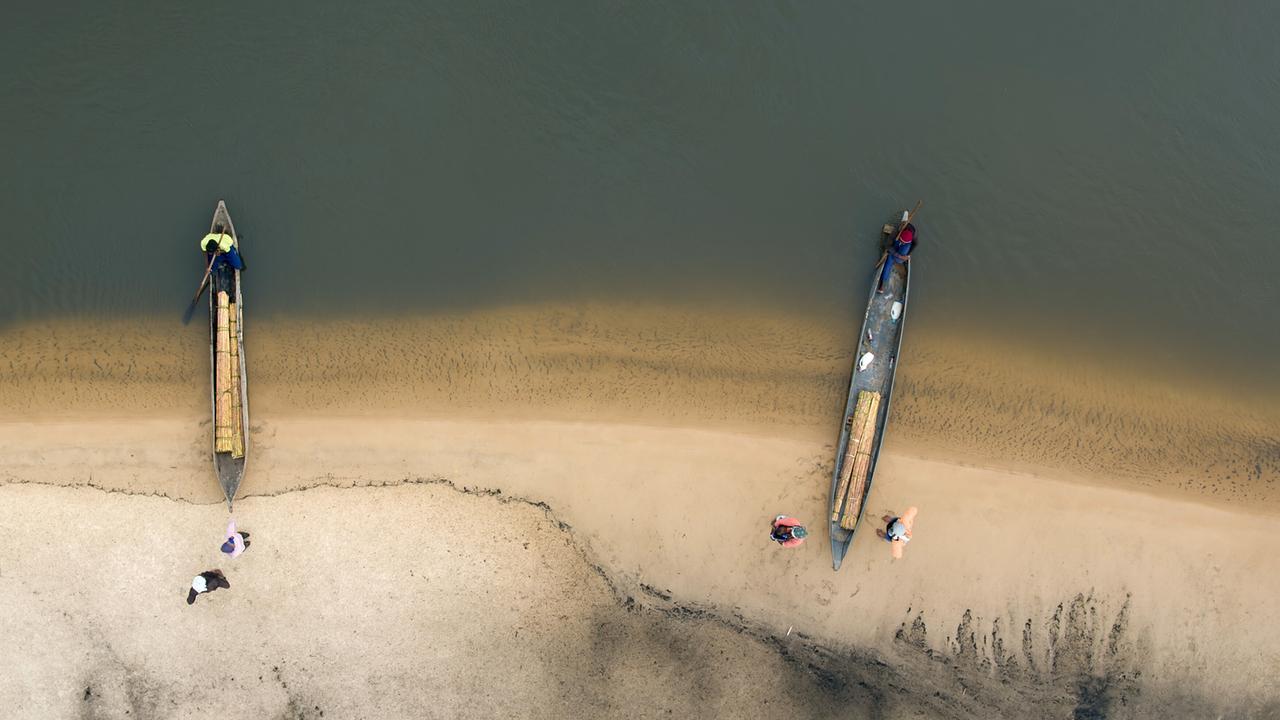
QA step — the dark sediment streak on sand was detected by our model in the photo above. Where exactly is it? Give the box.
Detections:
[1,304,1275,507]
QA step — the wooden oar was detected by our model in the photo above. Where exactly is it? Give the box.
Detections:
[181,247,221,325]
[892,200,923,242]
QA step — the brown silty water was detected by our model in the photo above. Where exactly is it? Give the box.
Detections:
[1,1,1277,399]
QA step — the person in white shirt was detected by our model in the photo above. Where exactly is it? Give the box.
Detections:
[187,570,230,605]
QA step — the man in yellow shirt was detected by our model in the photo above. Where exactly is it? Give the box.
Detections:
[200,231,245,271]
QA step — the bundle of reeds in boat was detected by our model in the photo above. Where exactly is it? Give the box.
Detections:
[228,302,245,458]
[214,291,235,453]
[831,390,881,530]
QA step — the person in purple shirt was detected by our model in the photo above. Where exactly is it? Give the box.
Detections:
[220,518,250,558]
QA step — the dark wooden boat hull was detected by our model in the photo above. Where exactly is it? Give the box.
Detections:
[207,200,248,508]
[829,228,912,570]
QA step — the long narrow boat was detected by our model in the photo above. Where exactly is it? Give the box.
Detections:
[828,214,914,570]
[207,200,249,508]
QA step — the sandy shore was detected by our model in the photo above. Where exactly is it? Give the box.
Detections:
[4,481,879,719]
[2,304,1278,718]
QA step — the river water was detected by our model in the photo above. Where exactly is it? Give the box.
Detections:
[2,1,1277,395]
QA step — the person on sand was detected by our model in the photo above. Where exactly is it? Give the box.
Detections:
[770,515,808,547]
[220,518,250,558]
[876,507,918,559]
[187,570,230,605]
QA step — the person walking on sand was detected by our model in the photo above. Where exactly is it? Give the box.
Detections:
[876,507,918,559]
[770,515,808,547]
[187,570,230,605]
[220,518,250,558]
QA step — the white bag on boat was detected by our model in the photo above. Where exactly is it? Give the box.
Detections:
[858,352,875,371]
[891,301,902,321]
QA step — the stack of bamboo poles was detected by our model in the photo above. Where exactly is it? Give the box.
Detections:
[214,292,234,453]
[831,390,882,531]
[213,290,247,458]
[228,299,244,458]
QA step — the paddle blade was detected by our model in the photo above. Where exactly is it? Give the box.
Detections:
[181,297,201,325]
[182,254,218,325]
[181,275,209,325]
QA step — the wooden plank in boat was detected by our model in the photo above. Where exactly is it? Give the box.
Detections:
[840,451,872,530]
[854,391,881,454]
[214,292,234,452]
[229,303,245,458]
[831,391,881,522]
[837,391,881,530]
[214,395,234,451]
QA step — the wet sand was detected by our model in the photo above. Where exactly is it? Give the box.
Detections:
[2,304,1279,718]
[2,304,1275,507]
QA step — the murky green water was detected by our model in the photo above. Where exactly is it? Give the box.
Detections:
[2,1,1277,392]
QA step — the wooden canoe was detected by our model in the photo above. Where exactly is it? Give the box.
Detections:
[207,200,248,508]
[828,217,912,570]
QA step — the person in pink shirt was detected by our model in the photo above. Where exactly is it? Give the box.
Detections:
[770,515,808,547]
[220,518,250,558]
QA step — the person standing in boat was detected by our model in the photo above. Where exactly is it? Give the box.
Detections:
[876,223,915,294]
[876,506,918,559]
[770,515,808,547]
[201,231,245,271]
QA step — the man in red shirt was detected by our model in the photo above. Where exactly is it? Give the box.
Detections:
[770,515,808,547]
[877,223,917,294]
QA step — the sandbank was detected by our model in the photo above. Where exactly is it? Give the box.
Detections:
[2,303,1278,717]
